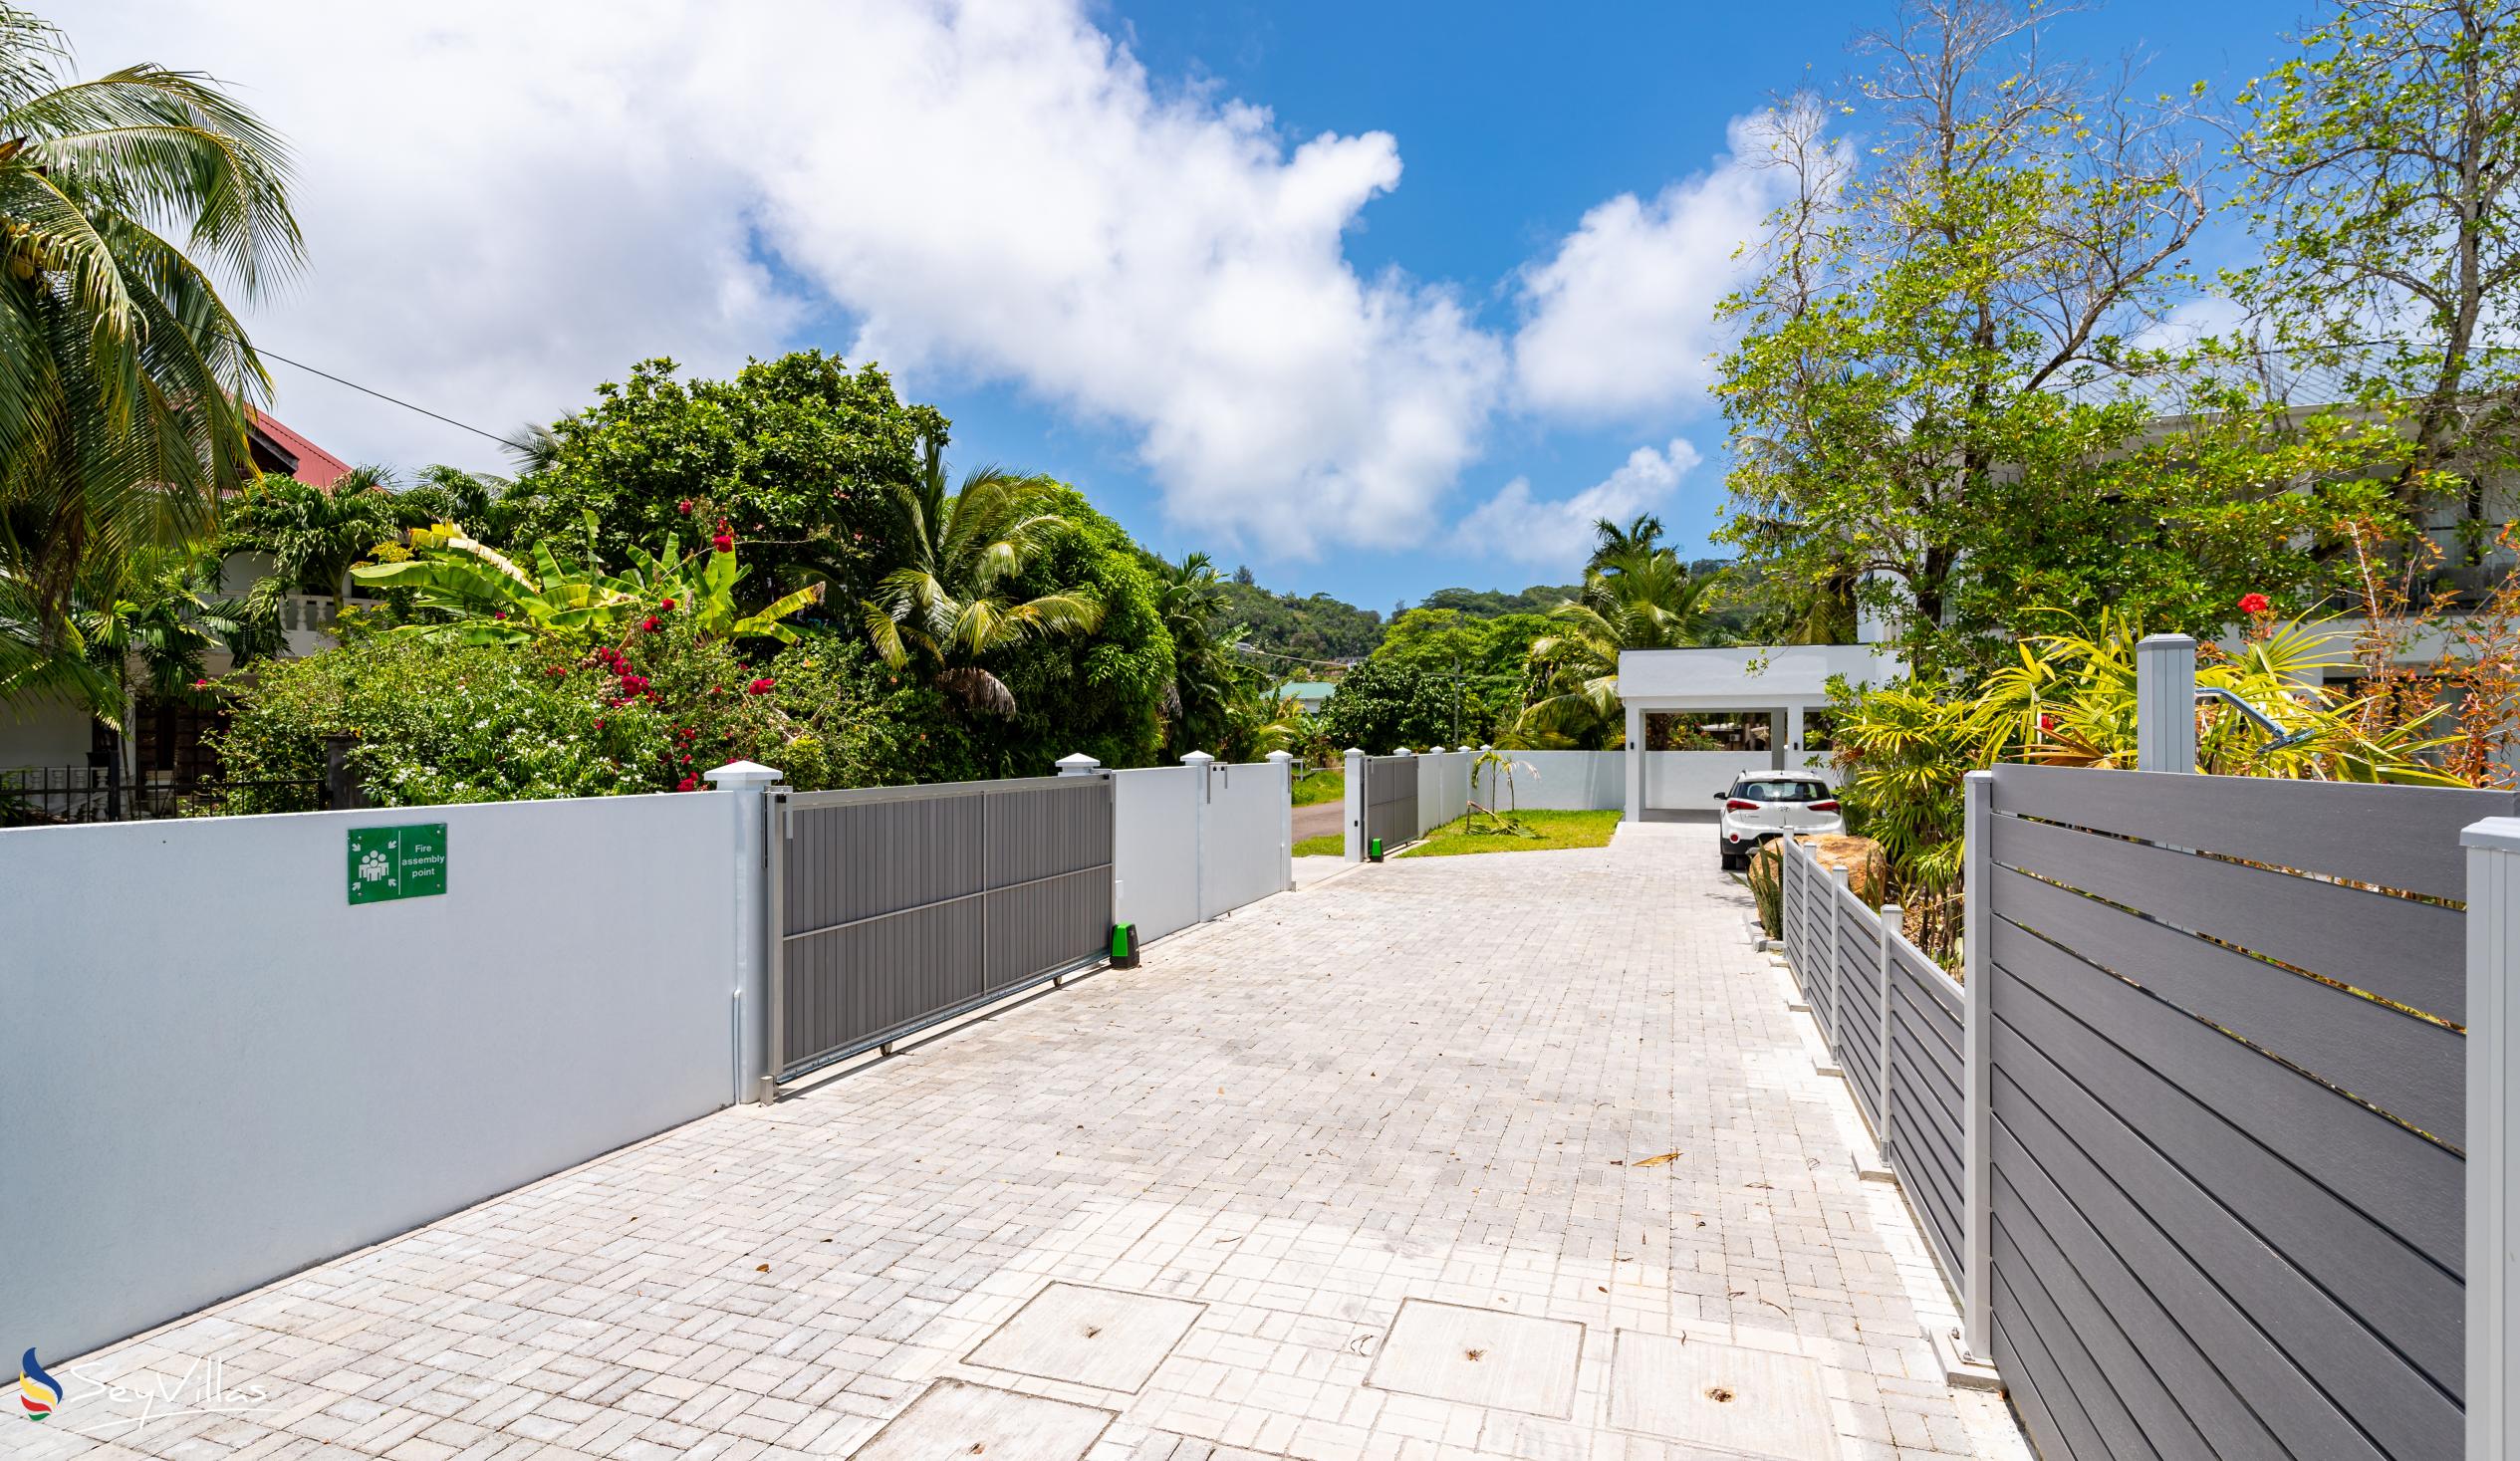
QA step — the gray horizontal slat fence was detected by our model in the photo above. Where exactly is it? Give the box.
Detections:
[1364,754,1419,853]
[773,776,1113,1081]
[1887,937,1965,1293]
[1983,762,2511,1461]
[1835,877,1884,1136]
[1792,843,1837,1046]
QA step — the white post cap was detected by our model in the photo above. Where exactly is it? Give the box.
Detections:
[1343,747,1367,758]
[1055,752,1103,776]
[704,760,783,789]
[1393,747,1414,756]
[1264,750,1294,763]
[1181,751,1216,766]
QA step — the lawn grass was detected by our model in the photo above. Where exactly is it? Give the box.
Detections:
[1400,809,1622,857]
[1291,768,1345,807]
[1293,832,1345,856]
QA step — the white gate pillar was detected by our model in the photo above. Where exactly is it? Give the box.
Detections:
[706,759,785,1105]
[1343,748,1367,862]
[1625,703,1645,823]
[2467,817,2520,1461]
[1266,751,1295,890]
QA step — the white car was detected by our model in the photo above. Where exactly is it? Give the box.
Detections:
[1713,771,1843,870]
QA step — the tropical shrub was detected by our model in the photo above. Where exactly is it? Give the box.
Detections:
[1746,841,1784,940]
[208,626,958,810]
[500,352,943,602]
[350,521,821,648]
[1314,655,1454,753]
[1832,609,2477,964]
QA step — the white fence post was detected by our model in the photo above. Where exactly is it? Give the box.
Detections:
[1266,750,1295,890]
[1961,768,1994,1361]
[1879,901,1900,1158]
[1343,748,1367,862]
[1182,752,1214,921]
[705,759,785,1105]
[1826,864,1851,1064]
[2135,634,2198,774]
[2468,817,2520,1461]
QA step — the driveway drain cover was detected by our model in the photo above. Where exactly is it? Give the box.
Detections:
[1608,1331,1838,1459]
[965,1282,1207,1393]
[1364,1298,1586,1418]
[850,1378,1113,1461]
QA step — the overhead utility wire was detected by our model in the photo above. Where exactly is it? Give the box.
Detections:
[254,346,533,453]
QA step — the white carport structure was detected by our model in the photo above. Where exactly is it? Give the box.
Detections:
[1616,644,1904,824]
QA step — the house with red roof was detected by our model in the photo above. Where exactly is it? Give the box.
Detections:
[2,411,365,800]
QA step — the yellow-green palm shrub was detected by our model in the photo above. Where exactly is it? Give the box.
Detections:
[1833,610,2471,964]
[1966,610,2465,785]
[351,518,822,648]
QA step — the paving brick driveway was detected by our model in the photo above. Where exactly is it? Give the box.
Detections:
[22,833,2027,1461]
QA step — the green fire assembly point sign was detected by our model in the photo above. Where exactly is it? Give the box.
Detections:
[347,823,448,904]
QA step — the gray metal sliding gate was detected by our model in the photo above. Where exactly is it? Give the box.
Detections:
[767,775,1114,1082]
[1363,754,1418,853]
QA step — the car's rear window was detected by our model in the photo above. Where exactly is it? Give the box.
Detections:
[1734,780,1829,803]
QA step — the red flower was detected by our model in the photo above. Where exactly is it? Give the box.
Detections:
[492,609,507,620]
[2238,592,2272,615]
[746,676,775,694]
[677,499,693,515]
[546,665,567,677]
[659,598,676,611]
[640,614,660,632]
[191,677,212,690]
[676,775,698,792]
[594,717,606,729]
[2037,712,2056,732]
[711,533,735,554]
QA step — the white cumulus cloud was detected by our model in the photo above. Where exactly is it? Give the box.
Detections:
[1510,111,1815,422]
[74,0,1500,556]
[1455,438,1704,571]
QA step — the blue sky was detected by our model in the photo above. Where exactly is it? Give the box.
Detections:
[864,0,2311,608]
[91,0,2314,610]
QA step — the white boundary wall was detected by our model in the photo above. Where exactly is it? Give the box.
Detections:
[1476,750,1829,813]
[1479,750,1624,811]
[1112,756,1292,944]
[0,791,757,1366]
[1416,748,1472,836]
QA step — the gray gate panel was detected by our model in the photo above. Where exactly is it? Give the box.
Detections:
[774,776,1113,1079]
[1992,862,2463,1145]
[985,867,1112,991]
[1364,755,1419,852]
[1989,763,2513,901]
[1989,811,2465,1026]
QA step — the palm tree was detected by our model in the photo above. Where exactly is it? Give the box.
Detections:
[1148,550,1248,755]
[225,468,400,614]
[1587,513,1667,575]
[859,441,1103,714]
[1521,553,1723,744]
[0,6,304,639]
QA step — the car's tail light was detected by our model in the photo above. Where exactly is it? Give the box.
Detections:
[1724,799,1759,812]
[1810,800,1840,812]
